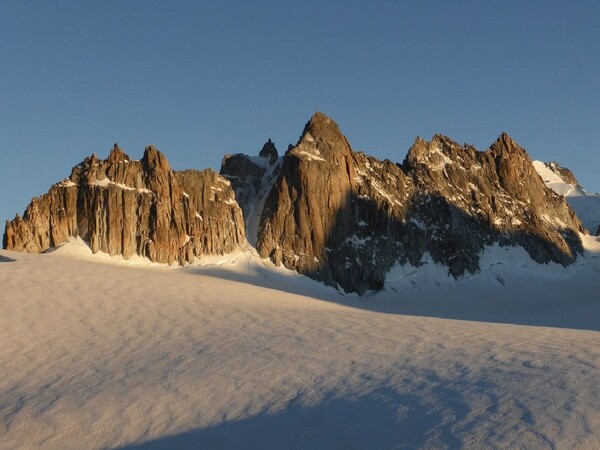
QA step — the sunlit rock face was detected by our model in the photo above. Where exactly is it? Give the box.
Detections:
[255,113,582,294]
[4,145,246,264]
[3,113,584,294]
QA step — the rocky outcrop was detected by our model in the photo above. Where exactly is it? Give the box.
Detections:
[256,113,583,293]
[257,112,365,289]
[3,113,587,294]
[403,133,582,273]
[175,169,246,257]
[4,144,246,264]
[259,139,279,164]
[220,140,281,245]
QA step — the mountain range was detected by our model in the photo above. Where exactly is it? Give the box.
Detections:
[4,112,598,294]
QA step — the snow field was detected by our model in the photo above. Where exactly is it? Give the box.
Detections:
[0,239,599,449]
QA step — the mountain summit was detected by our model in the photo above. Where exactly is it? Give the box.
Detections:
[3,113,586,293]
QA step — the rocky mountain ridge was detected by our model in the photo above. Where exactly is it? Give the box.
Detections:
[3,113,587,294]
[3,145,246,265]
[255,113,582,293]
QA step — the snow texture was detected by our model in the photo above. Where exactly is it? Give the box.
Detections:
[1,237,600,449]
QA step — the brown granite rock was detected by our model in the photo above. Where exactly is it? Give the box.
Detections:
[256,114,583,293]
[175,169,246,258]
[404,133,582,273]
[4,145,246,264]
[2,114,586,294]
[257,112,356,281]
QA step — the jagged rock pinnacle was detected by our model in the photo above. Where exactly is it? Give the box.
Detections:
[299,112,344,144]
[490,132,525,155]
[142,145,171,172]
[259,139,278,164]
[108,143,129,163]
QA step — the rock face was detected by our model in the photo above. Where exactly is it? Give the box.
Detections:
[259,138,279,164]
[4,145,246,264]
[220,140,281,245]
[256,113,583,293]
[3,113,586,294]
[403,133,582,274]
[257,113,366,289]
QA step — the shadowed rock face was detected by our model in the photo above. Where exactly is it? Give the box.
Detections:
[259,138,278,164]
[220,145,279,223]
[404,133,582,272]
[256,112,363,288]
[219,140,282,245]
[4,145,246,264]
[256,113,583,293]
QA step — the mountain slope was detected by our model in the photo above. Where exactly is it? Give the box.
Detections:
[533,160,600,234]
[1,242,600,449]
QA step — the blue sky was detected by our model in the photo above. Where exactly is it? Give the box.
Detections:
[1,1,599,225]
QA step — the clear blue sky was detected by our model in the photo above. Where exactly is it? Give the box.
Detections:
[1,1,599,226]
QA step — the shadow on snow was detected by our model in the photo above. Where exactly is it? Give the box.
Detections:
[116,385,467,450]
[186,192,598,331]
